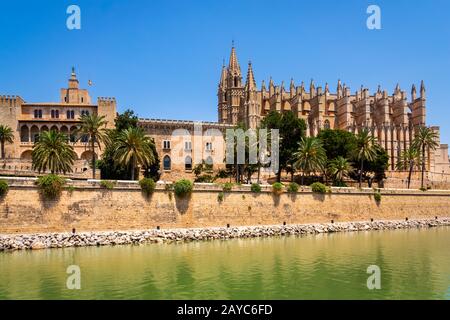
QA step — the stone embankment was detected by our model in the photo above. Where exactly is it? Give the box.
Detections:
[1,218,448,252]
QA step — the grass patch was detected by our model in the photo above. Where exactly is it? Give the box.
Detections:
[174,179,193,197]
[139,178,156,195]
[287,182,299,193]
[37,174,66,199]
[310,182,327,194]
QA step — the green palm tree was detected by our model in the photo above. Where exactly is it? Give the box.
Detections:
[412,126,439,189]
[396,146,421,189]
[355,129,378,188]
[113,127,155,180]
[78,114,109,179]
[0,125,14,159]
[32,130,77,174]
[328,156,354,185]
[293,137,327,185]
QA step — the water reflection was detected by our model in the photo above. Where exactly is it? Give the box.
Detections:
[0,227,449,299]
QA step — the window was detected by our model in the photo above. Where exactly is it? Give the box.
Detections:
[205,142,213,151]
[184,141,192,151]
[34,109,42,119]
[163,140,171,150]
[185,156,192,171]
[81,110,90,117]
[67,110,75,119]
[51,110,59,119]
[163,155,171,171]
[81,97,84,103]
[81,135,89,143]
[324,120,331,130]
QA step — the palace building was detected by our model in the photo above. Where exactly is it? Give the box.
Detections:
[0,50,449,184]
[0,68,116,177]
[217,45,450,176]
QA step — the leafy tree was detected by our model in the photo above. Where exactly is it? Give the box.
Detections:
[396,146,421,189]
[0,125,14,159]
[77,114,109,179]
[261,111,306,182]
[328,156,354,186]
[142,140,161,181]
[317,129,357,160]
[356,146,389,188]
[355,129,378,188]
[412,127,439,189]
[115,109,138,132]
[293,137,327,185]
[99,110,160,181]
[113,127,155,180]
[32,130,77,174]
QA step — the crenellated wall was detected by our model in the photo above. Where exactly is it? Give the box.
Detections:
[0,178,449,234]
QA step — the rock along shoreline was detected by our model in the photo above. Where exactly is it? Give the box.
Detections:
[1,218,449,252]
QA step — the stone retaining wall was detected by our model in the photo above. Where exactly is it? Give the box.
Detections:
[1,218,448,251]
[0,177,449,234]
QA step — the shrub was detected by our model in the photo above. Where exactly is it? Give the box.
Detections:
[287,182,299,193]
[310,182,327,194]
[100,180,116,190]
[419,187,427,192]
[217,192,224,203]
[272,182,284,194]
[139,178,156,195]
[174,179,193,197]
[223,182,233,192]
[374,191,382,203]
[194,174,215,183]
[0,180,9,197]
[37,174,66,199]
[251,183,261,193]
[333,180,347,187]
[215,169,229,179]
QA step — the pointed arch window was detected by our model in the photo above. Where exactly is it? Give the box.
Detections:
[163,155,171,171]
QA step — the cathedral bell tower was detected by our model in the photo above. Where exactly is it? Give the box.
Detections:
[217,43,244,124]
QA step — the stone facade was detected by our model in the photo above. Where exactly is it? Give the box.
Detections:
[217,45,450,174]
[138,119,234,181]
[0,68,117,174]
[0,178,449,234]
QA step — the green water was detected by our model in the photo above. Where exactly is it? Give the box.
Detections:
[0,227,449,300]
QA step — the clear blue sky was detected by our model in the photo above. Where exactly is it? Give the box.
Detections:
[0,0,449,143]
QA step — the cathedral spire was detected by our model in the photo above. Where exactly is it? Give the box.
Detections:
[411,84,417,101]
[420,80,426,98]
[228,44,241,76]
[219,60,227,88]
[245,61,257,91]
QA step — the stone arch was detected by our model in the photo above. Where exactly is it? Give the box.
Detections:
[205,156,213,166]
[20,150,32,160]
[30,125,39,142]
[40,125,49,133]
[20,125,29,142]
[80,150,96,161]
[50,125,59,132]
[324,119,331,130]
[60,126,69,140]
[69,126,78,142]
[163,155,171,171]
